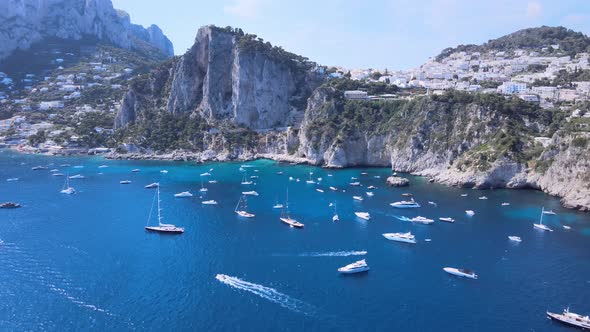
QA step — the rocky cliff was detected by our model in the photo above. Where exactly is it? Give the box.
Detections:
[115,25,322,130]
[0,0,173,61]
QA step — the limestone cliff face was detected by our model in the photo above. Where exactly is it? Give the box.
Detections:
[116,26,320,130]
[0,0,173,61]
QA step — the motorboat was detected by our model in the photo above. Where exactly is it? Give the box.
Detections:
[460,193,468,197]
[443,267,478,279]
[543,209,557,215]
[52,173,64,177]
[563,225,572,230]
[145,187,184,234]
[353,196,364,201]
[501,202,510,206]
[329,186,338,191]
[478,196,488,200]
[160,170,168,174]
[68,174,85,179]
[410,216,434,224]
[242,191,259,196]
[332,214,340,222]
[273,203,284,209]
[390,200,420,208]
[202,200,218,205]
[428,201,437,206]
[208,180,218,184]
[367,185,376,189]
[31,166,47,170]
[355,212,370,220]
[366,192,374,197]
[98,165,108,168]
[547,308,590,329]
[534,207,553,232]
[465,210,475,216]
[200,172,211,176]
[439,217,455,223]
[349,182,361,186]
[132,169,140,173]
[6,178,19,182]
[508,236,522,242]
[316,189,324,193]
[174,191,193,198]
[338,259,369,274]
[383,232,416,244]
[0,202,21,209]
[145,183,159,189]
[120,180,131,184]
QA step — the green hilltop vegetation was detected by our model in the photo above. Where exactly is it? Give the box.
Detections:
[436,26,590,61]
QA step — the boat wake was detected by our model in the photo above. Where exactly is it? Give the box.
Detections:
[298,250,368,257]
[394,215,412,222]
[216,274,316,316]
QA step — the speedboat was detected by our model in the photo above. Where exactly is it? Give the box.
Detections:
[202,200,218,205]
[6,178,19,182]
[242,191,259,196]
[383,232,416,244]
[31,166,47,170]
[145,183,159,189]
[316,189,324,193]
[410,216,434,224]
[443,267,478,279]
[329,186,338,191]
[273,203,284,209]
[465,210,475,216]
[0,202,21,209]
[131,169,140,173]
[353,196,363,201]
[241,180,253,185]
[367,185,376,189]
[460,193,468,197]
[349,182,361,186]
[50,169,59,172]
[174,191,193,198]
[428,201,437,206]
[478,196,488,200]
[160,170,168,174]
[390,200,420,208]
[208,180,218,184]
[543,209,557,215]
[501,202,510,206]
[508,236,522,242]
[338,259,369,274]
[439,217,455,223]
[563,225,572,230]
[120,180,131,184]
[355,212,370,220]
[199,187,208,192]
[306,180,316,184]
[200,172,211,176]
[547,308,590,329]
[69,174,85,179]
[366,192,374,197]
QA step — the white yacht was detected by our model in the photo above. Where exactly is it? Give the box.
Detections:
[120,180,131,184]
[534,207,553,232]
[383,232,416,244]
[355,212,370,220]
[410,216,434,224]
[543,209,557,215]
[235,195,255,218]
[279,189,303,228]
[349,182,361,186]
[52,173,64,177]
[428,201,437,206]
[478,196,488,200]
[332,214,340,222]
[242,191,259,196]
[439,217,455,223]
[131,169,140,173]
[460,193,468,197]
[208,180,218,184]
[200,172,211,176]
[273,203,284,209]
[69,174,85,179]
[98,165,108,169]
[367,185,376,189]
[145,182,159,189]
[316,188,324,193]
[6,178,19,182]
[60,175,76,195]
[202,200,218,205]
[547,308,590,329]
[353,196,364,201]
[174,191,193,198]
[563,225,572,230]
[508,236,522,242]
[501,202,510,206]
[145,187,184,234]
[160,170,168,174]
[329,186,338,191]
[443,267,478,279]
[366,192,374,197]
[390,199,420,208]
[338,259,369,274]
[465,210,475,216]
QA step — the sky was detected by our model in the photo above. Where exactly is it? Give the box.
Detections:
[112,0,590,70]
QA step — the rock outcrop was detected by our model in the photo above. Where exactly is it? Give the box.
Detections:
[115,25,322,130]
[386,176,410,187]
[0,0,174,61]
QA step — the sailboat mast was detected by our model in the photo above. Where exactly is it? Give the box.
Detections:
[539,206,544,225]
[157,186,162,225]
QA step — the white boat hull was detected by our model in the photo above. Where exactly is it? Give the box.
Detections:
[443,267,477,279]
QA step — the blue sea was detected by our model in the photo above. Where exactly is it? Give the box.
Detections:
[0,150,589,331]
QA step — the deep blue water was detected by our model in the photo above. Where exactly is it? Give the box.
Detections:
[0,150,589,331]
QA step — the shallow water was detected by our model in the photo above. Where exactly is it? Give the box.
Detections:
[0,150,588,331]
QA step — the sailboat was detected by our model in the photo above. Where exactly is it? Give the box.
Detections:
[235,195,255,218]
[145,186,184,234]
[280,188,304,228]
[332,202,339,222]
[241,173,253,185]
[534,207,553,231]
[60,174,75,194]
[199,179,208,192]
[306,171,315,184]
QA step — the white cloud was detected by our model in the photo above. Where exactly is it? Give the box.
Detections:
[223,0,268,19]
[526,1,542,19]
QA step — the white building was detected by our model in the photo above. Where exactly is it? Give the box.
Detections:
[39,101,64,110]
[499,81,527,94]
[344,90,368,100]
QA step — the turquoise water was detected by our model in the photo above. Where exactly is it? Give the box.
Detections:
[0,150,589,331]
